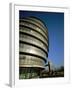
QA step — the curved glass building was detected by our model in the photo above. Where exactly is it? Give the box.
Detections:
[19,16,49,79]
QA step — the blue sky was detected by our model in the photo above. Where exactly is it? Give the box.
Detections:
[19,10,64,68]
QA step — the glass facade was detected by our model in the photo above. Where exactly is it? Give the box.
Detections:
[19,27,48,46]
[19,17,49,79]
[19,67,39,79]
[26,17,48,32]
[20,18,48,35]
[20,22,48,40]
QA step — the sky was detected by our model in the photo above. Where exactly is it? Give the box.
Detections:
[19,10,64,68]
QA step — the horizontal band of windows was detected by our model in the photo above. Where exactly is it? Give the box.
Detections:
[19,22,48,39]
[19,30,48,48]
[19,59,45,67]
[19,55,45,64]
[20,17,47,33]
[20,19,48,35]
[19,52,47,62]
[19,25,48,41]
[19,29,49,51]
[19,27,48,43]
[19,22,48,40]
[19,43,48,59]
[19,63,44,68]
[19,49,47,62]
[19,37,47,53]
[19,33,47,46]
[19,28,48,43]
[23,17,48,33]
[19,31,48,49]
[19,40,48,57]
[19,25,48,40]
[19,59,45,68]
[26,16,48,32]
